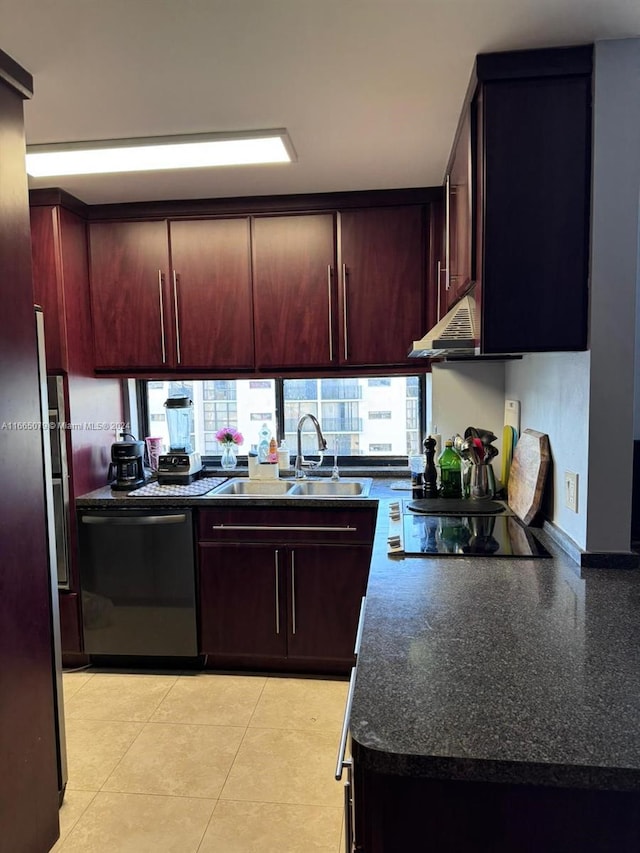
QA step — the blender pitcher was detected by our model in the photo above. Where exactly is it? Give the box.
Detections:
[164,396,194,452]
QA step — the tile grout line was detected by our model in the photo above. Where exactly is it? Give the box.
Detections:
[194,677,271,852]
[68,676,180,795]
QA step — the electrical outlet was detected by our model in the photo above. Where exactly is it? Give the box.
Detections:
[565,471,578,512]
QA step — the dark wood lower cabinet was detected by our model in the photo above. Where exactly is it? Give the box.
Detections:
[285,545,369,663]
[199,541,370,672]
[197,506,376,673]
[352,762,640,852]
[199,543,287,661]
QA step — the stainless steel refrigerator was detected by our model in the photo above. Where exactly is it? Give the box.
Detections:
[35,305,68,804]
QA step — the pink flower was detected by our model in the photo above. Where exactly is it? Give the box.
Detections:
[215,427,244,446]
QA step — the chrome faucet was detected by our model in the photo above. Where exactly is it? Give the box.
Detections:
[294,413,328,478]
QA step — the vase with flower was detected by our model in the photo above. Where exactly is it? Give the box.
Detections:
[215,427,244,470]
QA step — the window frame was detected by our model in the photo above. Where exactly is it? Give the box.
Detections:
[136,373,427,467]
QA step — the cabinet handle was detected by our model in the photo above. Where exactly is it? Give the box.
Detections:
[291,551,296,635]
[172,270,181,365]
[343,762,354,853]
[274,550,281,635]
[335,666,357,780]
[211,524,358,532]
[81,513,188,526]
[444,175,451,292]
[158,271,167,363]
[342,263,349,360]
[327,265,334,362]
[436,260,442,321]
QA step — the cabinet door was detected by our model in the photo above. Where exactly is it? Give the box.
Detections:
[198,543,287,659]
[339,206,425,366]
[252,214,335,368]
[481,75,590,353]
[446,108,474,310]
[286,544,370,666]
[30,206,66,371]
[89,220,170,369]
[169,218,254,369]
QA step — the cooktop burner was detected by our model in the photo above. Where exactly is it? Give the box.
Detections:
[387,499,550,558]
[401,511,551,558]
[405,498,506,515]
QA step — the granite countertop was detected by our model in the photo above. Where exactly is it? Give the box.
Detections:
[350,500,640,792]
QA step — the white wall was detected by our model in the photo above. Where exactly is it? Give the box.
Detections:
[505,352,590,547]
[431,360,505,474]
[585,37,640,552]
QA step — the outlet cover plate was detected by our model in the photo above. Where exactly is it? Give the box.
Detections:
[565,471,578,512]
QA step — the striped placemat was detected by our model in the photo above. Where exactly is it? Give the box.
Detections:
[129,477,227,497]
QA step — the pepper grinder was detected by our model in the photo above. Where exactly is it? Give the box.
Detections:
[423,435,439,498]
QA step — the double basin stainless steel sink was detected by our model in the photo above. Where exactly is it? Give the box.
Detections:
[208,477,373,498]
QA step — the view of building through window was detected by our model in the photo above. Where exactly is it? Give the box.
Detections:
[145,376,423,459]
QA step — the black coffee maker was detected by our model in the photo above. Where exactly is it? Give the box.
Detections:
[108,439,146,491]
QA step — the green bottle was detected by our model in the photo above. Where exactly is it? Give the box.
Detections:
[438,440,462,499]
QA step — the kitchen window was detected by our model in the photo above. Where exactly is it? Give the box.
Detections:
[140,374,426,464]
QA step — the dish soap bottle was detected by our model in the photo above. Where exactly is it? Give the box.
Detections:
[438,440,462,499]
[268,437,278,464]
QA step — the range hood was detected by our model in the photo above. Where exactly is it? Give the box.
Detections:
[409,288,480,358]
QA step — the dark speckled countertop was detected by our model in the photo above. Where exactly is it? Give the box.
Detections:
[351,500,640,792]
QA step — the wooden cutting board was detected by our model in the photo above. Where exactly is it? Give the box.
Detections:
[507,429,550,525]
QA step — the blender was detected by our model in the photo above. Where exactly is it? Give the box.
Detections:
[157,396,203,484]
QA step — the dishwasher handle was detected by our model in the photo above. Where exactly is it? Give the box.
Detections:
[335,666,357,780]
[81,514,188,526]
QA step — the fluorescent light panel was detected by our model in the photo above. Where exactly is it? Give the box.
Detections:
[25,129,295,177]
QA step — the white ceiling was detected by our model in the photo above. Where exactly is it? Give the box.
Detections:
[1,0,639,206]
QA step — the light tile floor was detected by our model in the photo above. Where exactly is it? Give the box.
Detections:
[52,670,348,853]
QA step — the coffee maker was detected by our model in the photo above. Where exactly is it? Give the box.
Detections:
[108,439,146,491]
[157,396,203,485]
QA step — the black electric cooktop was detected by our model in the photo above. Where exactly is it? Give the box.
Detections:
[401,506,551,558]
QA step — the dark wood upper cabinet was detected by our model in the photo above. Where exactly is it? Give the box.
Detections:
[89,218,254,371]
[479,67,591,353]
[31,204,94,373]
[441,44,592,355]
[169,218,253,369]
[445,107,473,312]
[86,193,431,375]
[30,206,66,370]
[89,220,170,369]
[339,206,425,366]
[252,213,336,369]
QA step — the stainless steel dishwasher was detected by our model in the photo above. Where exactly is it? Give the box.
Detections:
[78,508,198,657]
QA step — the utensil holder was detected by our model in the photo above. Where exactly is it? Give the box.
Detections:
[470,462,495,499]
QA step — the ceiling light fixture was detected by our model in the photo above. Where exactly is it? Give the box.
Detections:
[25,128,296,177]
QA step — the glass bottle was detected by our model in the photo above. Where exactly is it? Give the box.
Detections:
[409,452,425,500]
[438,440,462,499]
